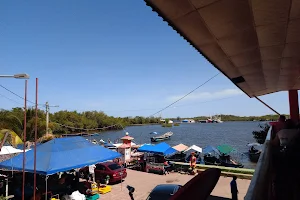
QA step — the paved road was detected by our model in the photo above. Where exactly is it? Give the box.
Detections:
[100,169,250,200]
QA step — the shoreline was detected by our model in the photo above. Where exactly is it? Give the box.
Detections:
[129,123,159,126]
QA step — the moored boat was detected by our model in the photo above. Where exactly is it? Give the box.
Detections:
[203,146,221,165]
[217,145,244,168]
[150,132,173,142]
[247,143,262,163]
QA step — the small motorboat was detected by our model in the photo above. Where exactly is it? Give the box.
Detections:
[217,144,244,168]
[151,132,173,142]
[219,153,244,168]
[203,154,221,165]
[247,143,262,163]
[203,146,221,166]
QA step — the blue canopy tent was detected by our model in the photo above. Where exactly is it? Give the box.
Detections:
[138,142,177,156]
[203,146,220,155]
[0,136,121,175]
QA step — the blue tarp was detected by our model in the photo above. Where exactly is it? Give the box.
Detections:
[137,142,177,156]
[203,145,220,155]
[0,137,121,175]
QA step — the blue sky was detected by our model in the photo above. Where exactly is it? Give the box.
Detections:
[0,1,292,117]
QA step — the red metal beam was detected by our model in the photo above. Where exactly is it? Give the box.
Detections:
[33,78,38,200]
[254,97,280,115]
[288,90,299,123]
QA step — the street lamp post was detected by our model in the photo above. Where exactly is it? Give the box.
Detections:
[0,73,30,79]
[0,73,29,200]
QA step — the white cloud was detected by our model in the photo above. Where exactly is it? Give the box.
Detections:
[167,89,243,102]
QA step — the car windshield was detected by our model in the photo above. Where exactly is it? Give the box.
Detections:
[147,185,181,200]
[108,163,121,170]
[146,193,171,200]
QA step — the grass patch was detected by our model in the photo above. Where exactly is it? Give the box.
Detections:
[162,124,172,127]
[173,162,254,175]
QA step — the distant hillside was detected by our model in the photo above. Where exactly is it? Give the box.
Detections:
[173,114,288,122]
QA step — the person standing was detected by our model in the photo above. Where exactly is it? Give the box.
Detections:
[89,164,96,182]
[230,176,238,200]
[190,152,196,174]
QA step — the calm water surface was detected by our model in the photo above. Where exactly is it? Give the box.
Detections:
[92,122,265,169]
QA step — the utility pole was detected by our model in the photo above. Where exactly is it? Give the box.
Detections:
[45,102,59,135]
[45,102,49,135]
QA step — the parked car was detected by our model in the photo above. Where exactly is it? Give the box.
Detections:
[146,184,181,200]
[79,162,127,184]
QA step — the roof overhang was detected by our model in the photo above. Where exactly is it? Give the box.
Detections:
[145,0,300,97]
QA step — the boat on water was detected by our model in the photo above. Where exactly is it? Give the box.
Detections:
[203,146,221,165]
[247,143,262,163]
[199,115,223,123]
[203,145,243,168]
[181,119,195,123]
[217,145,244,168]
[150,132,173,142]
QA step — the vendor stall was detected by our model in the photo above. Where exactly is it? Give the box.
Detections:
[126,152,144,171]
[138,142,177,175]
[0,137,121,199]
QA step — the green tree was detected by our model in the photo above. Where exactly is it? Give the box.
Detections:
[252,123,270,144]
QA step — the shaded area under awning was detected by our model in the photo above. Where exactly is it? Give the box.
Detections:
[145,0,300,97]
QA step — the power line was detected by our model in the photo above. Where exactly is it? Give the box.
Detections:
[175,94,244,108]
[0,84,36,104]
[149,73,220,116]
[0,93,24,106]
[53,122,121,131]
[0,84,59,109]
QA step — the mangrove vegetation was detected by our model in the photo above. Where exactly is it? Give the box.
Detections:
[0,107,160,141]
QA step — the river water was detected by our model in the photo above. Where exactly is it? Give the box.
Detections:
[92,121,265,169]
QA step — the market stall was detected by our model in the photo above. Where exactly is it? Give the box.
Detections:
[138,142,177,174]
[0,136,121,199]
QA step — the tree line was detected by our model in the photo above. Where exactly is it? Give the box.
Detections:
[0,107,160,141]
[0,107,286,142]
[188,114,285,122]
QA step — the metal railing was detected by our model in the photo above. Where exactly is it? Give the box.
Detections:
[244,126,273,200]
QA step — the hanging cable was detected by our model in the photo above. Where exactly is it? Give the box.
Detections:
[52,122,121,131]
[0,84,37,105]
[175,94,244,108]
[149,73,220,116]
[0,93,24,106]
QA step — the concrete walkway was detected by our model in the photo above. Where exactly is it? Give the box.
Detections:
[100,169,250,200]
